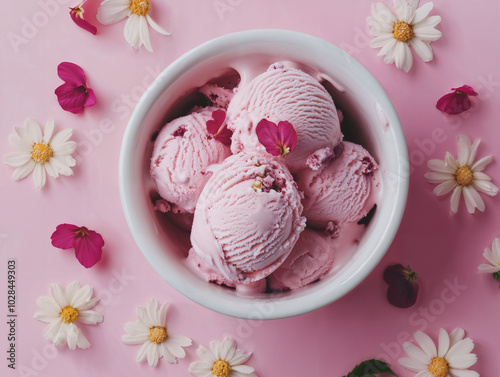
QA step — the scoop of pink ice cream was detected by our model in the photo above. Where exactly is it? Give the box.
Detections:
[226,63,342,171]
[150,107,231,213]
[190,153,306,283]
[186,248,267,293]
[268,229,336,290]
[297,141,380,229]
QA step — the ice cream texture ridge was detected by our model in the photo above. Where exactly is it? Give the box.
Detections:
[150,62,380,292]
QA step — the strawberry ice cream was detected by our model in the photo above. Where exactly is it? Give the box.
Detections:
[150,107,231,213]
[226,63,342,171]
[190,153,306,283]
[297,141,380,230]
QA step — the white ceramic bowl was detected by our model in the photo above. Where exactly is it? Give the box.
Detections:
[119,29,409,319]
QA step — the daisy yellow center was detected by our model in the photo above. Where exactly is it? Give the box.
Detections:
[428,357,449,377]
[60,306,79,323]
[31,143,53,164]
[393,21,414,42]
[129,0,150,16]
[148,326,167,344]
[455,165,474,186]
[212,360,231,377]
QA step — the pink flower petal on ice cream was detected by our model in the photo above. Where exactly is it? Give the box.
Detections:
[206,109,232,145]
[256,119,297,157]
[277,121,297,154]
[70,1,97,35]
[84,88,96,107]
[436,85,478,115]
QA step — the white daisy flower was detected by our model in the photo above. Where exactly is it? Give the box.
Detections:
[399,328,478,377]
[3,118,77,190]
[189,337,257,377]
[96,0,170,52]
[33,281,103,350]
[367,0,442,72]
[424,135,498,215]
[478,237,500,280]
[121,299,191,367]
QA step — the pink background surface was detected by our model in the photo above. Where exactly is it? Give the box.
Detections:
[1,0,500,376]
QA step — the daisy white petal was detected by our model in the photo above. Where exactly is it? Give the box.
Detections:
[370,33,395,49]
[233,364,255,373]
[457,135,472,166]
[380,39,399,64]
[44,161,58,179]
[77,296,100,311]
[463,186,485,212]
[43,119,55,143]
[478,239,500,276]
[467,139,481,166]
[96,0,131,25]
[414,331,437,357]
[122,332,150,345]
[449,185,462,214]
[136,341,151,362]
[33,163,46,189]
[414,371,432,377]
[412,22,442,41]
[34,281,102,350]
[394,41,413,72]
[12,160,36,181]
[138,15,152,52]
[449,369,480,377]
[472,171,492,181]
[3,151,32,167]
[71,284,93,308]
[52,140,77,156]
[413,14,442,30]
[449,354,478,369]
[433,180,456,196]
[445,338,475,363]
[410,38,433,62]
[196,344,217,363]
[427,159,453,173]
[160,343,178,363]
[398,357,428,372]
[164,338,187,359]
[470,155,494,172]
[444,152,459,170]
[50,128,73,147]
[146,14,170,35]
[437,328,450,357]
[147,344,160,367]
[472,180,498,196]
[8,134,32,152]
[449,328,465,347]
[424,171,454,184]
[26,118,43,143]
[78,310,104,325]
[404,342,432,365]
[478,264,500,273]
[413,1,433,23]
[124,14,141,49]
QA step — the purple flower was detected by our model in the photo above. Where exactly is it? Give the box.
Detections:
[206,110,232,145]
[255,119,297,158]
[70,1,97,35]
[383,264,419,308]
[436,85,478,115]
[55,62,96,114]
[51,223,104,268]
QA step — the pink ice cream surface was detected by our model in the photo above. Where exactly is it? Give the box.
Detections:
[297,141,380,229]
[199,83,235,109]
[226,63,342,171]
[150,107,231,213]
[190,153,306,283]
[186,248,266,293]
[268,229,336,290]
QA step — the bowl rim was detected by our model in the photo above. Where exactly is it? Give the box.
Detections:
[119,29,409,319]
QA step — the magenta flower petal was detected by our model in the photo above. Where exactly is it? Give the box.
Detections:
[383,264,419,308]
[70,2,97,35]
[256,118,297,157]
[84,88,97,107]
[277,121,297,153]
[57,62,86,86]
[51,223,81,249]
[256,119,281,156]
[55,83,87,114]
[55,62,96,114]
[453,85,478,96]
[51,224,104,268]
[206,110,232,145]
[74,228,104,268]
[436,85,478,115]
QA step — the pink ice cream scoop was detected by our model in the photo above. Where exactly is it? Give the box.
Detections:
[150,107,231,213]
[268,229,336,290]
[190,153,306,283]
[297,141,380,230]
[226,63,342,171]
[186,248,267,293]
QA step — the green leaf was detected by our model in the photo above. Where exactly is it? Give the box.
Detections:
[344,359,397,377]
